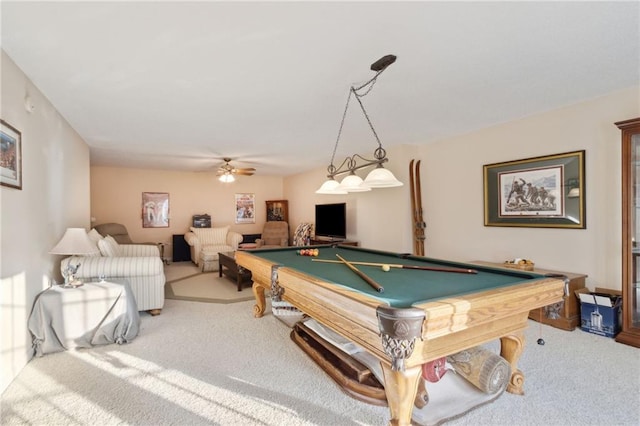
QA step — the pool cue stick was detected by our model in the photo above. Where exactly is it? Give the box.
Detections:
[335,254,385,293]
[312,258,478,274]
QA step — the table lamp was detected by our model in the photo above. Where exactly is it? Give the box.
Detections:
[50,228,100,287]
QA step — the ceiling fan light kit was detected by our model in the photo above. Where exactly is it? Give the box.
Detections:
[217,157,255,183]
[219,173,235,183]
[316,54,403,195]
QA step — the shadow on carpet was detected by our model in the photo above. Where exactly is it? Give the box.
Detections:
[165,271,255,304]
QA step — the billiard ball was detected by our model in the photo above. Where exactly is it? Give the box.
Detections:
[382,264,390,272]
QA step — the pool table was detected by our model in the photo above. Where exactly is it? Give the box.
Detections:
[235,245,566,426]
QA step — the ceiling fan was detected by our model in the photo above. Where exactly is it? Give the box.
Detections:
[216,158,256,182]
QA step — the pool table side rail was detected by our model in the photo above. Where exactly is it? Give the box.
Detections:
[237,253,275,290]
[410,313,532,370]
[277,267,389,359]
[414,276,566,338]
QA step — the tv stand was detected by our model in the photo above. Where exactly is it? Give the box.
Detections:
[309,238,358,247]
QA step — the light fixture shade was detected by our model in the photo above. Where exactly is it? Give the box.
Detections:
[219,173,235,183]
[50,228,100,255]
[338,174,371,192]
[315,178,348,194]
[364,167,404,188]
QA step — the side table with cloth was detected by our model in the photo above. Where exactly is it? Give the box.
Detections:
[28,280,140,357]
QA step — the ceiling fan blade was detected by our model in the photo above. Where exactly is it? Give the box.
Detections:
[215,157,257,177]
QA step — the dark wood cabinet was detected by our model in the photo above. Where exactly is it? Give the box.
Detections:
[266,200,288,222]
[616,117,640,347]
[172,234,191,262]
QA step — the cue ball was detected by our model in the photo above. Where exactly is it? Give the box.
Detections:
[382,264,390,272]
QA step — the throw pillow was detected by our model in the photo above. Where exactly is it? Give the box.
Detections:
[87,228,103,243]
[98,235,121,257]
[293,223,313,246]
[191,226,229,246]
[86,228,104,256]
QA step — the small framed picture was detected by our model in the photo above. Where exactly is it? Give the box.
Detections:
[235,193,255,224]
[142,192,170,228]
[1,119,22,190]
[483,150,585,228]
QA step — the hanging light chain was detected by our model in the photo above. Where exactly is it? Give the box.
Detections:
[352,86,382,149]
[327,89,354,175]
[324,58,394,179]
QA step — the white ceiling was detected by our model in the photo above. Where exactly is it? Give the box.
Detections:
[2,1,639,177]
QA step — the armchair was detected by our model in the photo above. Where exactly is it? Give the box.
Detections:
[184,226,243,269]
[94,223,153,245]
[255,221,289,248]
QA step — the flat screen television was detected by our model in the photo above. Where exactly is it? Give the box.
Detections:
[314,203,347,240]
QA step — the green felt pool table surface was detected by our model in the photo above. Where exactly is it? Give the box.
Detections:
[248,245,546,308]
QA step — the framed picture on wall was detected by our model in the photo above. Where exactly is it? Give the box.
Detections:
[235,193,255,224]
[483,150,585,228]
[266,200,288,222]
[142,192,170,228]
[1,119,22,190]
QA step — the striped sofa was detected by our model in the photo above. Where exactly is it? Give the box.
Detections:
[61,243,165,315]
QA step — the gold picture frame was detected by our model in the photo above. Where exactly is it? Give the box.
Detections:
[1,119,22,190]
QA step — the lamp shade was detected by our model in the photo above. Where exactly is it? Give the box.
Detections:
[50,228,100,255]
[364,167,404,188]
[316,178,348,194]
[338,173,371,192]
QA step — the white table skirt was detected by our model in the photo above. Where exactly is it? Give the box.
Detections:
[28,280,140,356]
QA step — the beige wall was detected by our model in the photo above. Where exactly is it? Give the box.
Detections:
[284,86,640,292]
[0,51,91,392]
[420,87,638,289]
[90,167,284,256]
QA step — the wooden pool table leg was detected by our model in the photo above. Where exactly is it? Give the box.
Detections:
[252,282,266,318]
[500,331,525,395]
[381,363,423,426]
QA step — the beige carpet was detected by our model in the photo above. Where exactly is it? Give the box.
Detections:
[3,298,638,426]
[164,262,255,304]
